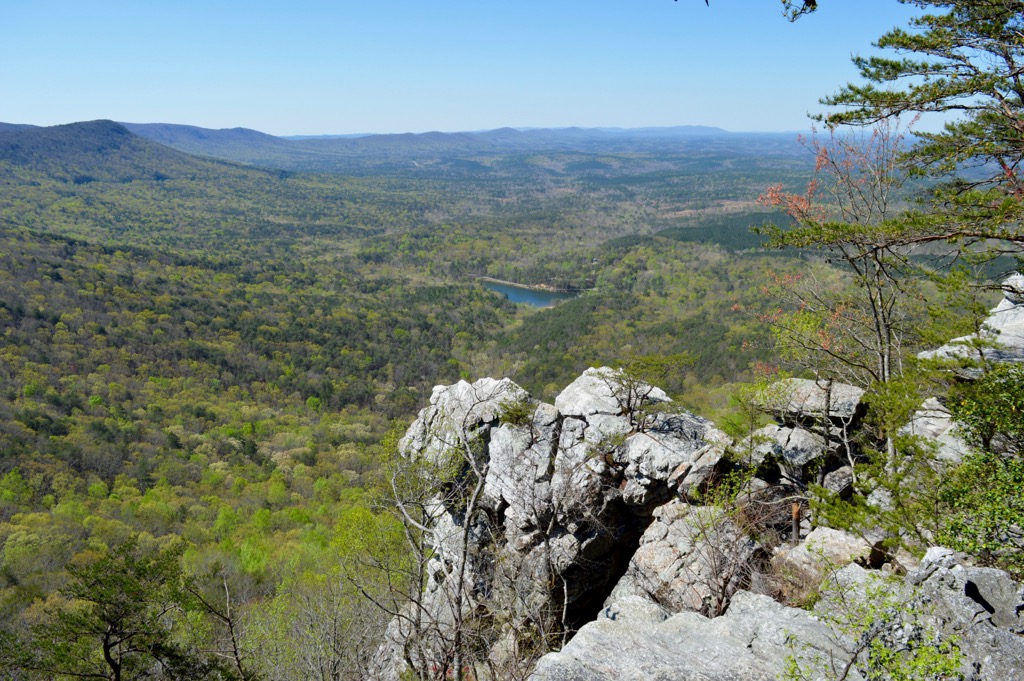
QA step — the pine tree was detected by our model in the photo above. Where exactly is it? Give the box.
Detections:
[822,0,1024,247]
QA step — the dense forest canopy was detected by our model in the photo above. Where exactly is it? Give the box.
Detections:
[0,118,829,678]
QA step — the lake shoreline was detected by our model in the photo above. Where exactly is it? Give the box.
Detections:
[477,277,583,308]
[475,276,582,294]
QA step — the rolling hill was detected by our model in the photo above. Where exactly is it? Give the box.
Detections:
[0,119,274,185]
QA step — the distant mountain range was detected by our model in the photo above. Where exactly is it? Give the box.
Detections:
[117,122,801,173]
[1,119,807,178]
[280,125,732,141]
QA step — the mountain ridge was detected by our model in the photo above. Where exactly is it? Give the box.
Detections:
[0,119,269,184]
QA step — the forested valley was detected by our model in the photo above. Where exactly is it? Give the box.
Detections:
[0,119,825,678]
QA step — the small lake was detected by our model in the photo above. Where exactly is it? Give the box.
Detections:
[480,280,580,308]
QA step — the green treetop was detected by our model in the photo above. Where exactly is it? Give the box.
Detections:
[820,0,1024,248]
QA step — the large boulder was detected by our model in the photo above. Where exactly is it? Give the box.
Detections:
[529,590,853,681]
[607,500,762,617]
[1003,272,1024,305]
[768,377,865,424]
[743,378,865,490]
[772,527,873,601]
[555,366,670,418]
[614,412,730,508]
[743,423,829,485]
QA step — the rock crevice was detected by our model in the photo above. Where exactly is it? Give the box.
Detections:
[374,368,730,678]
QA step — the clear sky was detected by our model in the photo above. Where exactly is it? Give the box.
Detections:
[1,0,923,136]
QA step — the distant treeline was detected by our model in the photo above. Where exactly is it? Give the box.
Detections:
[656,211,795,252]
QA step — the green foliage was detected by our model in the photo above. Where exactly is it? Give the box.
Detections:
[785,571,963,681]
[912,363,1024,578]
[937,450,1024,579]
[720,372,789,453]
[15,537,229,681]
[820,1,1024,253]
[497,395,535,427]
[949,362,1024,453]
[811,433,947,557]
[241,506,405,681]
[918,265,999,357]
[809,361,1024,576]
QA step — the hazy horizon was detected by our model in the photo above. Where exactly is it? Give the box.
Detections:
[4,119,809,138]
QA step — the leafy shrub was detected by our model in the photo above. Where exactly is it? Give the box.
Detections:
[497,396,535,427]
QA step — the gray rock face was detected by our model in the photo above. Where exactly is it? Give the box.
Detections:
[399,376,526,463]
[772,527,871,595]
[770,377,865,423]
[607,500,761,617]
[922,274,1024,364]
[982,299,1024,362]
[909,548,1024,661]
[376,369,729,679]
[530,590,853,681]
[899,397,971,464]
[378,361,1024,681]
[743,378,865,490]
[532,549,1024,681]
[746,423,828,484]
[616,412,730,507]
[823,464,854,496]
[554,366,670,418]
[828,553,1024,681]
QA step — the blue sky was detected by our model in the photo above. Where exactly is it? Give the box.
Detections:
[1,1,923,136]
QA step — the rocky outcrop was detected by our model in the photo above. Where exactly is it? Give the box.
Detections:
[741,377,865,492]
[823,549,1024,681]
[532,545,1024,681]
[606,500,762,617]
[377,356,1024,680]
[530,590,852,681]
[767,377,865,425]
[373,368,730,679]
[745,423,828,484]
[922,273,1024,364]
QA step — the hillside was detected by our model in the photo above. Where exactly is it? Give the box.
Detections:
[0,120,262,185]
[122,122,344,168]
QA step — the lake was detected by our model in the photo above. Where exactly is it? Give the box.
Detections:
[480,279,579,308]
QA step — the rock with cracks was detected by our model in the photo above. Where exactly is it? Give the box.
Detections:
[372,369,729,679]
[531,549,1024,681]
[767,377,865,425]
[606,500,761,617]
[822,549,1024,681]
[529,590,853,681]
